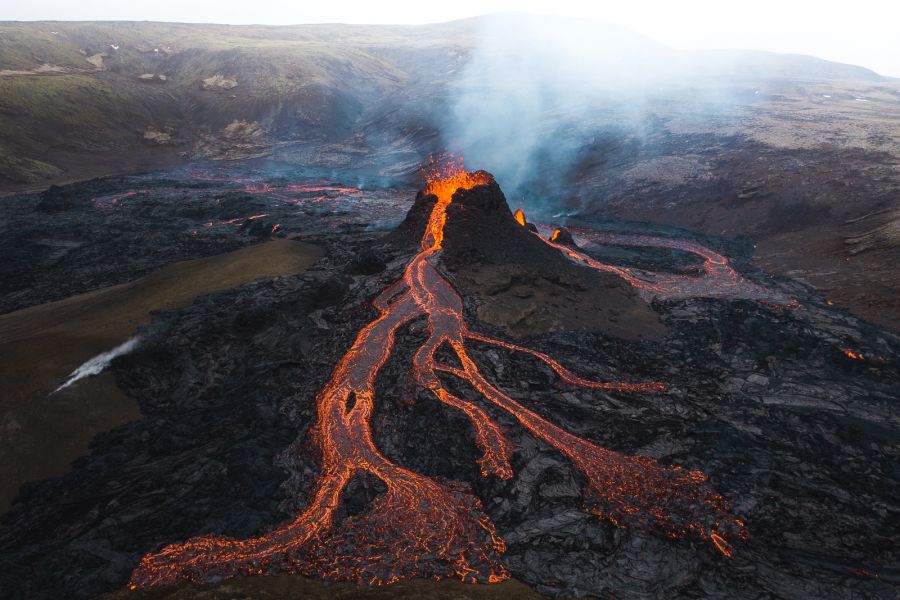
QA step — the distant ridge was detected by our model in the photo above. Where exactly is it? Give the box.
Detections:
[0,15,891,188]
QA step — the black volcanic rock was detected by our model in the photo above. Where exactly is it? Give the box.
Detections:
[441,176,569,269]
[347,248,388,275]
[383,190,438,250]
[244,218,272,238]
[36,185,74,212]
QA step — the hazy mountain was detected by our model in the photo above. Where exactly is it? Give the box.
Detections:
[0,16,890,188]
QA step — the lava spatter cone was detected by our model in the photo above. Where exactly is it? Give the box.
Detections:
[548,227,577,247]
[129,158,745,591]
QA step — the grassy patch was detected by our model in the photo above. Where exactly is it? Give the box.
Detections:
[0,239,323,510]
[0,74,127,134]
[0,25,94,70]
[0,144,62,182]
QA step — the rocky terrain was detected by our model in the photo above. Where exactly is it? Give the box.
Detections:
[0,176,897,599]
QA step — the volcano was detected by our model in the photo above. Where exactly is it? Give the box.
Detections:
[0,161,897,600]
[126,160,742,589]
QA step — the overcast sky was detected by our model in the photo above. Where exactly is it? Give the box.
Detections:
[4,0,899,77]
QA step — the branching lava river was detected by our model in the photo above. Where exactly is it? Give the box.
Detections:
[129,159,748,590]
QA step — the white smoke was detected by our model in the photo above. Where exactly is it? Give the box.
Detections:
[441,13,757,202]
[444,15,667,189]
[53,336,140,394]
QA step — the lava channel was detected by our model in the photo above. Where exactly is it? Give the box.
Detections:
[130,158,746,590]
[540,225,797,307]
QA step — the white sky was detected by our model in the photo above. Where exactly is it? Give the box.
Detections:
[4,0,900,77]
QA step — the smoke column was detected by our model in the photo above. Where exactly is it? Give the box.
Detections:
[441,13,753,207]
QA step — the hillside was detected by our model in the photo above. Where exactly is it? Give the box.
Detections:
[0,21,441,186]
[0,18,891,188]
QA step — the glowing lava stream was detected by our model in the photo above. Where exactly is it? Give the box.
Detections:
[541,226,797,307]
[130,161,744,590]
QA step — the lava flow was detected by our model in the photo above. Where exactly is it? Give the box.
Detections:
[203,213,269,228]
[130,158,745,590]
[540,225,797,307]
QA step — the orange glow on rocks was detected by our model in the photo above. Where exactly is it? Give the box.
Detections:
[422,155,492,250]
[203,214,269,228]
[129,158,744,591]
[710,533,733,558]
[513,208,527,226]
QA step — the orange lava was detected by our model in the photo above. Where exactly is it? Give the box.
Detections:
[203,214,269,228]
[540,226,798,307]
[710,533,733,558]
[421,155,493,250]
[130,158,744,591]
[513,208,527,226]
[842,349,887,364]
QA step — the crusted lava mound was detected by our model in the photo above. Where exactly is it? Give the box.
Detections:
[0,172,897,600]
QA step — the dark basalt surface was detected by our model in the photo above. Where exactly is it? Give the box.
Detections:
[1,182,898,600]
[0,168,413,315]
[389,176,601,270]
